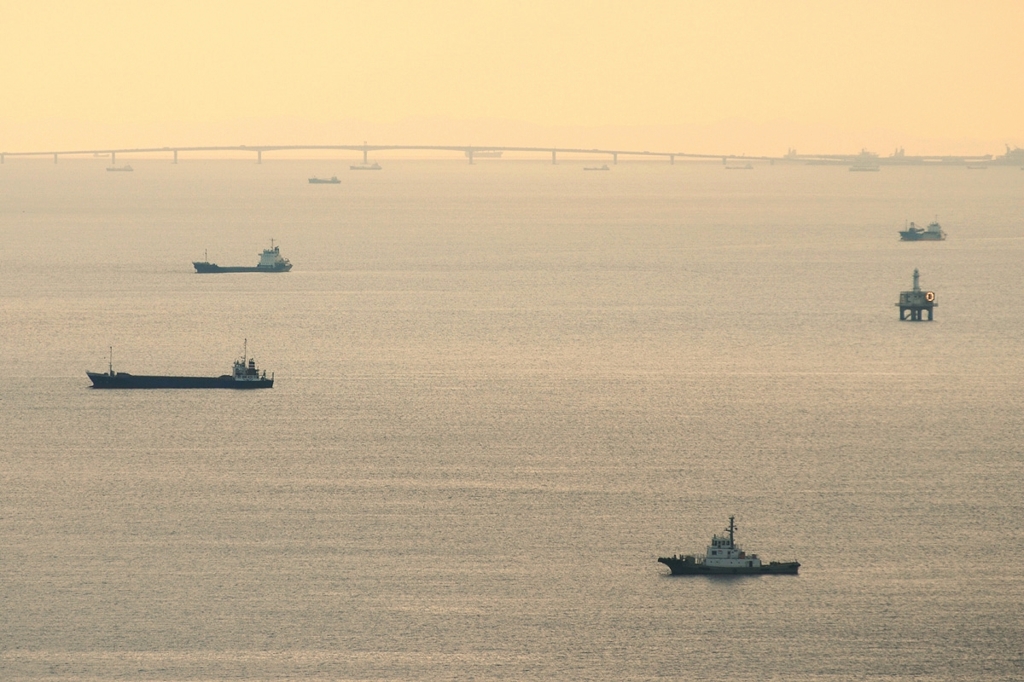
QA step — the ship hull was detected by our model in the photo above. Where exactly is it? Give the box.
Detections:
[193,262,292,273]
[899,232,944,241]
[658,558,800,575]
[308,179,340,184]
[87,372,273,389]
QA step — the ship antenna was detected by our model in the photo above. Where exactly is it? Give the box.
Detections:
[244,338,247,363]
[109,346,113,375]
[727,516,736,545]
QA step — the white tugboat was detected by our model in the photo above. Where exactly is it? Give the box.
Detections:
[658,516,800,575]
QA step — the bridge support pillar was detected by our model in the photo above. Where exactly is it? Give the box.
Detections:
[257,150,262,164]
[111,152,116,165]
[54,153,58,164]
[612,153,617,165]
[363,142,368,164]
[551,150,557,165]
[1,154,4,164]
[173,150,178,164]
[467,149,474,165]
[670,155,675,165]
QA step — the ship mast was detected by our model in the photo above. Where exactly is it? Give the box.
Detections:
[109,346,113,375]
[726,516,736,545]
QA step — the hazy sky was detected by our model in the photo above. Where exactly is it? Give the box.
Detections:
[3,1,1022,155]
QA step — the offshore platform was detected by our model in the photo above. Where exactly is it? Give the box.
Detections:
[897,269,937,321]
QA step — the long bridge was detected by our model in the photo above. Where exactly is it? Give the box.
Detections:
[0,143,1010,166]
[0,143,771,166]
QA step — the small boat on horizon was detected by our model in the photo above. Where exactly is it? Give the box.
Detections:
[309,176,340,184]
[725,162,754,170]
[583,164,610,171]
[106,165,133,172]
[350,162,382,171]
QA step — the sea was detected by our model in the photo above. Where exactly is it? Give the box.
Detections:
[1,158,1022,681]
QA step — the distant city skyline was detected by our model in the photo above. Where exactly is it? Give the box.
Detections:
[2,1,1022,155]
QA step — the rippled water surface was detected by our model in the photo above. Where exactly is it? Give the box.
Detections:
[2,159,1022,680]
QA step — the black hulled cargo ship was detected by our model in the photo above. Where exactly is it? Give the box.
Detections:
[658,516,799,576]
[193,240,292,273]
[899,219,945,241]
[87,345,274,389]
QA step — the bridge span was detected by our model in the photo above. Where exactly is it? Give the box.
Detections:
[0,143,776,166]
[0,144,1010,166]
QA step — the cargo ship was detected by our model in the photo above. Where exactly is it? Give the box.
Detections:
[87,344,273,389]
[308,176,340,184]
[193,241,292,273]
[900,219,945,241]
[658,516,799,575]
[350,161,382,170]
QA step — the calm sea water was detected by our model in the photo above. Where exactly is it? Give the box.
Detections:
[1,159,1022,680]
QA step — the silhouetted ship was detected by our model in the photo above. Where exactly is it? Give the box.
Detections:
[309,176,340,184]
[900,219,945,241]
[106,165,133,172]
[849,149,880,171]
[87,345,274,389]
[193,241,292,273]
[658,516,799,575]
[350,162,382,171]
[584,164,610,171]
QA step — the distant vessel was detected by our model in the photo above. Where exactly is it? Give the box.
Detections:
[900,219,945,241]
[849,149,880,171]
[583,164,610,171]
[107,165,133,172]
[993,144,1024,166]
[658,516,800,576]
[309,176,340,184]
[350,162,382,171]
[87,344,273,389]
[725,163,754,170]
[966,164,988,170]
[193,240,292,273]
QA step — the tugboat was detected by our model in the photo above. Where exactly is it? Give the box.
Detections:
[308,176,340,184]
[193,240,292,273]
[87,343,274,389]
[658,516,800,575]
[900,219,945,241]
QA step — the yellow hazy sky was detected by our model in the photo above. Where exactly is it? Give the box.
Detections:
[2,0,1022,155]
